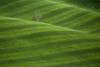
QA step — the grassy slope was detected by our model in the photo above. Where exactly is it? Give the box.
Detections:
[0,0,100,33]
[0,0,100,67]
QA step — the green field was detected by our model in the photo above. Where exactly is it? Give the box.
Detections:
[0,0,100,67]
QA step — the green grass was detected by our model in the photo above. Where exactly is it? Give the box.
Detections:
[0,0,100,67]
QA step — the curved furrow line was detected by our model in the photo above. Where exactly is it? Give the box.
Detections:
[0,17,87,38]
[42,7,71,20]
[32,4,65,15]
[47,0,100,13]
[0,53,99,67]
[9,1,45,15]
[56,13,99,32]
[0,36,99,57]
[10,1,51,16]
[0,0,25,9]
[0,42,99,60]
[73,16,100,30]
[79,23,100,33]
[44,8,78,23]
[1,36,99,52]
[0,0,36,14]
[0,31,99,49]
[53,10,84,24]
[1,47,99,62]
[68,13,100,28]
[91,26,100,33]
[46,59,100,67]
[17,4,65,20]
[0,0,40,10]
[59,12,94,26]
[1,43,100,59]
[55,11,89,26]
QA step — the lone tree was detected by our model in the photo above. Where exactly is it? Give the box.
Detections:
[32,11,42,21]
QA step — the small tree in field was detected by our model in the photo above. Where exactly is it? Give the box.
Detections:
[32,11,42,21]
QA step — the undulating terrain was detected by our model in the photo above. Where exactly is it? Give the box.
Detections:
[0,0,100,67]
